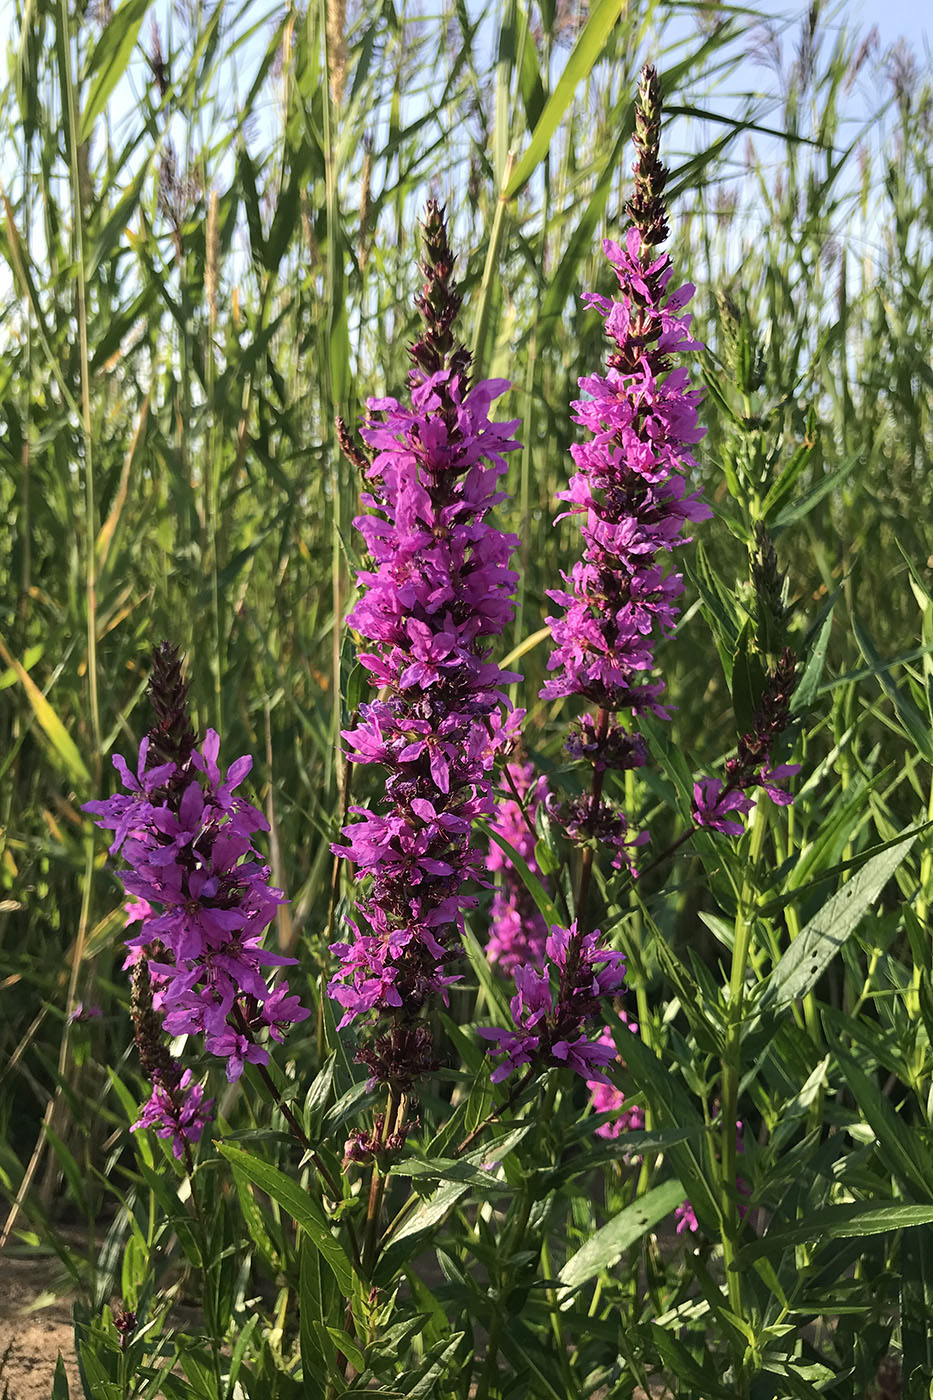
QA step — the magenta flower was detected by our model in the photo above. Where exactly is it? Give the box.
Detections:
[132,1068,214,1160]
[757,762,800,805]
[674,1201,699,1235]
[539,66,710,880]
[330,203,522,1081]
[87,727,305,1065]
[691,779,755,836]
[480,921,626,1084]
[540,223,709,714]
[84,644,310,1124]
[68,1001,103,1024]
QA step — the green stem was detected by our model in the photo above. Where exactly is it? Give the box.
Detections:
[361,1088,401,1277]
[183,1144,225,1400]
[720,801,770,1389]
[58,0,100,763]
[472,154,515,376]
[576,707,610,923]
[380,1068,537,1255]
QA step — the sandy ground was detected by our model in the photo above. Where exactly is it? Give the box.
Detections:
[0,1252,82,1400]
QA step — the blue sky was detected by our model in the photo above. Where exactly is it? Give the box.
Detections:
[856,0,929,50]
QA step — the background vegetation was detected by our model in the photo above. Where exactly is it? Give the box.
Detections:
[1,0,932,1393]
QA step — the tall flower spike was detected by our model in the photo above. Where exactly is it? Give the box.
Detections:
[541,62,710,884]
[693,648,800,834]
[330,203,522,1085]
[83,644,309,1154]
[479,921,627,1083]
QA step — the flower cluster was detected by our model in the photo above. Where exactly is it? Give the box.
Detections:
[84,644,309,1155]
[540,64,710,871]
[693,648,799,835]
[329,202,521,1069]
[480,921,626,1083]
[486,761,551,972]
[133,1069,214,1160]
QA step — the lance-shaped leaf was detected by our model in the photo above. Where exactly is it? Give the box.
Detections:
[763,829,917,1011]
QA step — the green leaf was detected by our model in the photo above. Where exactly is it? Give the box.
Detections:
[771,447,861,527]
[233,1172,280,1271]
[760,435,816,521]
[902,1224,933,1385]
[764,829,917,1010]
[137,1161,201,1266]
[374,1178,472,1286]
[792,611,833,713]
[741,1202,933,1259]
[299,1236,336,1391]
[388,1156,516,1194]
[611,1025,721,1232]
[52,1355,71,1400]
[402,1333,465,1400]
[0,632,90,784]
[44,1124,86,1213]
[475,818,562,929]
[853,613,933,764]
[304,1053,337,1134]
[80,0,150,141]
[648,1325,732,1399]
[730,622,766,736]
[461,922,511,1023]
[557,1178,685,1294]
[217,1142,356,1295]
[832,1042,933,1199]
[504,0,622,198]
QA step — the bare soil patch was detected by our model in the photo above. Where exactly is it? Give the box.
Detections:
[0,1251,80,1400]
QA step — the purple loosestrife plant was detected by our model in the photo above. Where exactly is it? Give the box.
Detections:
[84,643,309,1156]
[479,921,627,1083]
[540,63,711,905]
[330,201,521,1091]
[486,760,551,971]
[693,647,800,834]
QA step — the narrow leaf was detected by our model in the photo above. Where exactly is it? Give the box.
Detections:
[504,0,622,199]
[764,830,916,1011]
[0,632,90,784]
[741,1202,933,1259]
[558,1178,685,1294]
[217,1141,356,1295]
[80,0,150,141]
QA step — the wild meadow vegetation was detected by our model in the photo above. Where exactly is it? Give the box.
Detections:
[1,0,932,1395]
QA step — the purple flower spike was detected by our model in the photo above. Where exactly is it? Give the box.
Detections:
[329,202,522,1076]
[132,1068,214,1160]
[481,921,627,1084]
[540,218,709,714]
[539,63,709,892]
[83,643,309,1111]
